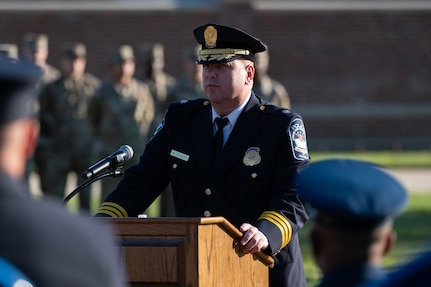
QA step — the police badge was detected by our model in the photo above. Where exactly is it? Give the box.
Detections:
[243,147,261,166]
[204,25,217,48]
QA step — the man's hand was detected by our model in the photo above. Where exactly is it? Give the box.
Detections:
[239,223,269,254]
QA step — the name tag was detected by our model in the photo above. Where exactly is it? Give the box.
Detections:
[170,149,190,162]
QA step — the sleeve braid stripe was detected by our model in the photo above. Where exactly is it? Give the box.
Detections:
[258,211,292,248]
[98,202,128,217]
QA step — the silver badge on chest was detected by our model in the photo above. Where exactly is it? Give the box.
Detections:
[243,147,261,166]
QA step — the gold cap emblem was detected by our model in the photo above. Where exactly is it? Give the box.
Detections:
[204,25,217,49]
[243,147,261,167]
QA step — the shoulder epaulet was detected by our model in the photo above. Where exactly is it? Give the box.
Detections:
[258,103,293,117]
[170,98,211,109]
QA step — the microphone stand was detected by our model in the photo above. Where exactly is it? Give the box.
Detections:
[62,168,124,207]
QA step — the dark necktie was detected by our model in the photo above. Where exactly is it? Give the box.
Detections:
[213,117,229,161]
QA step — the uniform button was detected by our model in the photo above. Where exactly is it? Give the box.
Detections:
[204,101,210,106]
[204,210,211,217]
[251,173,257,178]
[173,164,178,169]
[260,105,265,111]
[204,188,212,195]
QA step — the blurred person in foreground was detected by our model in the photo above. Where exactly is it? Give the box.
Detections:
[380,249,431,287]
[89,45,154,204]
[36,42,101,211]
[96,23,310,287]
[0,55,127,287]
[253,49,291,109]
[296,159,409,287]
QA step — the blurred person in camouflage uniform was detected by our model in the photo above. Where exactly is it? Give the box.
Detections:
[20,33,61,190]
[253,50,291,109]
[171,45,204,101]
[137,43,176,217]
[89,45,154,205]
[20,33,61,93]
[36,42,100,211]
[138,43,176,134]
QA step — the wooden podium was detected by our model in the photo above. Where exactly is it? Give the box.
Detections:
[101,216,274,287]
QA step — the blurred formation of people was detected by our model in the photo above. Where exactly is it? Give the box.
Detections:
[36,42,101,211]
[137,43,177,217]
[171,45,204,101]
[89,44,154,204]
[253,49,291,109]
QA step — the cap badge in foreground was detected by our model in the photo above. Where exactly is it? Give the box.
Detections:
[204,25,217,48]
[243,147,261,166]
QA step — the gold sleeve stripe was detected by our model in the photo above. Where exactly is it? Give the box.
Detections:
[269,211,292,245]
[258,211,292,248]
[98,202,128,217]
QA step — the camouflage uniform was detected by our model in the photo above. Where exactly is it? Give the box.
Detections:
[253,50,291,109]
[20,33,61,95]
[89,45,154,202]
[171,46,204,101]
[21,33,61,188]
[138,43,176,134]
[138,43,176,217]
[36,43,100,210]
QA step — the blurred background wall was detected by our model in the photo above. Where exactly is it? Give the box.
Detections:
[1,0,430,151]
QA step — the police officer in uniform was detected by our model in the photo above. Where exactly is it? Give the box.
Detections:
[296,159,409,287]
[381,249,431,287]
[36,43,101,210]
[96,23,310,287]
[0,56,126,287]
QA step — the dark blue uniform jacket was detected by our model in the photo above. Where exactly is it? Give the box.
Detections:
[97,93,310,287]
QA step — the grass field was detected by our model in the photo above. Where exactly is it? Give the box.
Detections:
[309,150,431,168]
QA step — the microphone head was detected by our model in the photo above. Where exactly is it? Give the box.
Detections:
[119,144,134,160]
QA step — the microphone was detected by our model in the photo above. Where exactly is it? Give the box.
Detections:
[82,145,134,180]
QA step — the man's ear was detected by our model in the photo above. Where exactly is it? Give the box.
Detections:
[383,229,397,256]
[24,119,40,159]
[245,63,255,84]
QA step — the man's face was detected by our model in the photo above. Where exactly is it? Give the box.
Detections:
[61,57,86,79]
[21,47,48,68]
[111,60,135,81]
[202,59,253,107]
